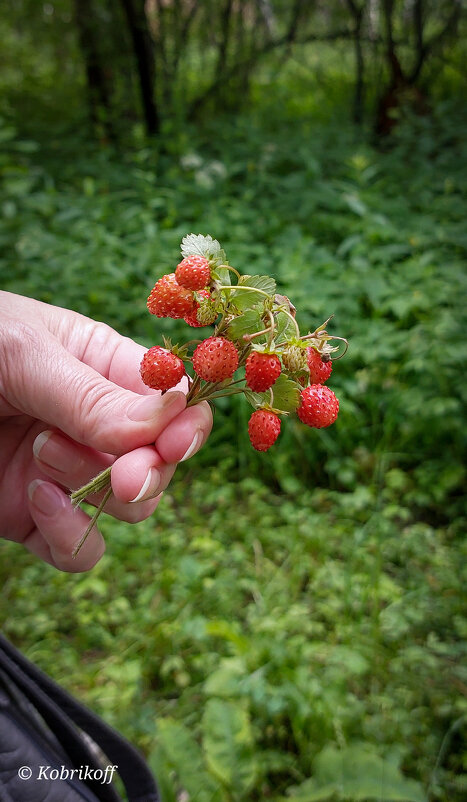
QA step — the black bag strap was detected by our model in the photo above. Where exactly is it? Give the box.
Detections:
[0,634,160,802]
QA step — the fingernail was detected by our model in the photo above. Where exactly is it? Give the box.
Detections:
[128,392,185,422]
[28,480,67,516]
[33,430,53,460]
[198,402,213,427]
[33,430,84,474]
[129,468,161,503]
[180,429,203,462]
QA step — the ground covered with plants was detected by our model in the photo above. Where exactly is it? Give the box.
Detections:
[1,63,466,802]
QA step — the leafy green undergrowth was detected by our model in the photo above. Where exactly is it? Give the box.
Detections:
[1,101,466,800]
[1,469,466,800]
[1,102,466,504]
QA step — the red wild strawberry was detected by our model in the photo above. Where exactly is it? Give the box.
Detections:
[245,351,281,392]
[140,346,185,391]
[306,347,332,384]
[248,409,281,452]
[192,336,239,382]
[147,273,195,319]
[175,255,211,290]
[297,385,339,428]
[184,289,217,327]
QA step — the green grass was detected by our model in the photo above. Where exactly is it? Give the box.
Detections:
[0,90,466,800]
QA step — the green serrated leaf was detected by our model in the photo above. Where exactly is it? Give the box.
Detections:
[202,699,258,795]
[211,265,231,285]
[227,310,263,342]
[282,743,427,802]
[147,744,178,802]
[271,373,300,413]
[243,388,263,408]
[156,718,223,802]
[204,657,246,697]
[275,311,299,342]
[239,274,276,294]
[227,275,276,312]
[181,233,226,267]
[244,374,299,414]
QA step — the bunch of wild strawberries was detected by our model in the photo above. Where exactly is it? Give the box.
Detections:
[70,233,347,556]
[139,234,347,452]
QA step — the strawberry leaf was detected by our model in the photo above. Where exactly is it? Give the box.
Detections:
[227,310,264,342]
[181,233,227,267]
[243,374,299,413]
[275,311,299,342]
[229,275,276,311]
[243,388,263,408]
[211,266,231,285]
[239,274,276,294]
[271,374,300,412]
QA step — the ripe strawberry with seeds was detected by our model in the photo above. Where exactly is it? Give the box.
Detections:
[245,351,281,392]
[192,336,239,382]
[147,273,195,319]
[140,346,185,391]
[175,254,211,290]
[297,385,339,428]
[306,347,333,384]
[248,409,281,452]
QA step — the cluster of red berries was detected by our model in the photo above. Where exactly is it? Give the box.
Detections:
[147,256,218,327]
[139,237,346,453]
[70,235,347,558]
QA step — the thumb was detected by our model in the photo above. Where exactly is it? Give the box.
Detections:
[2,323,187,455]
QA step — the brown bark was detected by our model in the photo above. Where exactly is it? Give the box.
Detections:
[120,0,159,135]
[346,0,367,124]
[73,0,113,137]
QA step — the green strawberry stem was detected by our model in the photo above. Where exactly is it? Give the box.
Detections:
[199,387,246,402]
[217,284,271,300]
[217,264,241,279]
[71,466,112,507]
[186,381,246,406]
[185,374,202,404]
[277,306,301,338]
[72,486,113,558]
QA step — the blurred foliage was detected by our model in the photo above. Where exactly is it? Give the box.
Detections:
[0,8,467,802]
[1,1,466,135]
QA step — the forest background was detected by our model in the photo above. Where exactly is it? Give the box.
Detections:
[0,2,466,801]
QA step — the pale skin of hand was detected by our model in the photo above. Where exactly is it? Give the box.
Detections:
[0,292,213,572]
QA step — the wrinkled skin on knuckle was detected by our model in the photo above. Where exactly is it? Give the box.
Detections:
[0,320,47,410]
[75,320,120,375]
[70,372,120,448]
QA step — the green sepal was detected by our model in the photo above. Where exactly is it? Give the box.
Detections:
[163,336,189,360]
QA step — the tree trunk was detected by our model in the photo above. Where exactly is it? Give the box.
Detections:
[73,0,113,137]
[346,1,367,124]
[120,0,159,136]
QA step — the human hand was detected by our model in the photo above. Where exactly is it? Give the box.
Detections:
[0,292,212,572]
